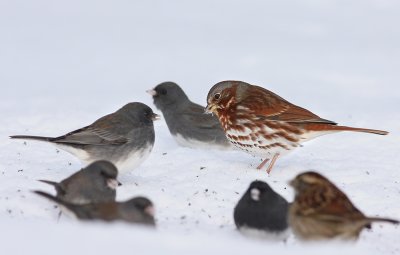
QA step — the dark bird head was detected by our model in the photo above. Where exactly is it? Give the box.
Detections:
[245,180,277,202]
[118,102,160,125]
[85,160,120,190]
[234,180,289,232]
[147,82,189,111]
[125,196,155,217]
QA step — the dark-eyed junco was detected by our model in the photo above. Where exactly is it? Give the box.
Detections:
[39,160,119,204]
[147,82,231,149]
[234,181,289,240]
[34,191,156,226]
[11,102,159,174]
[289,171,399,241]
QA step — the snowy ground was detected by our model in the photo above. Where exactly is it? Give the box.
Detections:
[1,1,399,254]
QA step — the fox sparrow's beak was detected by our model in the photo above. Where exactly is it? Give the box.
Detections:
[205,104,216,114]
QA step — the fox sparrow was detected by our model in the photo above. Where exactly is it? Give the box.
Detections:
[205,80,388,173]
[288,171,399,241]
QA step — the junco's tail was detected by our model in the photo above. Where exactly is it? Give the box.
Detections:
[38,180,59,186]
[37,180,65,195]
[10,135,54,142]
[33,190,77,212]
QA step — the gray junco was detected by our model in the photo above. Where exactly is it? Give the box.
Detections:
[39,160,120,204]
[34,191,155,226]
[234,181,289,240]
[11,102,159,174]
[147,82,231,149]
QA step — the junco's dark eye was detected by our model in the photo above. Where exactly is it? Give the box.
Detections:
[100,171,110,178]
[214,93,221,100]
[144,111,152,118]
[160,89,167,95]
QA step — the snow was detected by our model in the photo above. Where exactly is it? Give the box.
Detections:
[1,1,399,254]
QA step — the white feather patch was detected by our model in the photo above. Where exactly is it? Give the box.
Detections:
[114,144,154,174]
[238,226,290,241]
[55,143,153,174]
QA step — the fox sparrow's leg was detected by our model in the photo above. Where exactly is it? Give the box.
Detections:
[256,158,270,170]
[266,153,280,174]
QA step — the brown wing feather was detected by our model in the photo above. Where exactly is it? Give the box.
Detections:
[313,183,366,221]
[241,85,336,124]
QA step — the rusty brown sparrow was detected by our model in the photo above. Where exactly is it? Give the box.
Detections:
[288,171,398,241]
[206,81,387,173]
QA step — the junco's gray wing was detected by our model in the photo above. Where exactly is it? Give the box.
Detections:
[182,103,224,130]
[73,201,154,225]
[10,112,134,146]
[49,114,133,146]
[33,190,118,219]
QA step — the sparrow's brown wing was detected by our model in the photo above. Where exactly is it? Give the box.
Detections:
[242,85,336,124]
[305,184,366,222]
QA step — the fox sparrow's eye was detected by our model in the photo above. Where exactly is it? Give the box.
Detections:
[214,93,221,100]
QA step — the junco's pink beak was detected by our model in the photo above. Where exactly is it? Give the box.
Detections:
[145,205,155,217]
[151,113,161,121]
[107,179,120,190]
[146,89,157,96]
